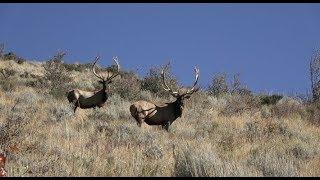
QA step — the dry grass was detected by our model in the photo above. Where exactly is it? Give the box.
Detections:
[0,58,320,177]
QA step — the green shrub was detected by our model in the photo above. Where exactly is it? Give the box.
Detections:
[141,63,179,98]
[248,147,298,177]
[3,52,17,60]
[219,94,261,117]
[260,94,283,105]
[305,101,320,126]
[207,73,229,97]
[108,71,142,101]
[270,97,303,118]
[43,51,73,99]
[1,52,26,64]
[0,68,20,91]
[16,58,26,64]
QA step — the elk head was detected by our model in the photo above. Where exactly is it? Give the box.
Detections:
[92,55,120,89]
[161,62,200,114]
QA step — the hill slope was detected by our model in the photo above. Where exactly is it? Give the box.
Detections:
[0,57,319,177]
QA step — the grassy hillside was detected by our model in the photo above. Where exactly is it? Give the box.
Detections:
[0,54,320,177]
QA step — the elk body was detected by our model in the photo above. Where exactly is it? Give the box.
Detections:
[130,64,200,131]
[67,55,120,113]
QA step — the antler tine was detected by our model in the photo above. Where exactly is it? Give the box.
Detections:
[106,56,121,80]
[112,56,120,72]
[92,55,104,80]
[161,62,178,95]
[186,66,200,95]
[161,69,171,92]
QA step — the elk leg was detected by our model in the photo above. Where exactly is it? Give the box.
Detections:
[162,122,171,132]
[137,122,142,127]
[73,104,78,113]
[77,99,80,108]
[73,100,80,113]
[136,118,143,127]
[134,112,145,128]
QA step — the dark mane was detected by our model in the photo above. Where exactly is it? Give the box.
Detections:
[173,99,183,119]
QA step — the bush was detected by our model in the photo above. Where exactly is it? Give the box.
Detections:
[208,73,252,98]
[270,97,303,118]
[0,69,20,91]
[141,63,179,98]
[219,94,261,117]
[260,94,283,106]
[248,148,298,177]
[70,80,94,91]
[0,98,31,152]
[0,76,20,91]
[19,72,47,89]
[305,101,320,126]
[109,71,142,101]
[48,103,73,123]
[1,68,16,77]
[207,73,229,97]
[3,52,17,60]
[24,77,46,89]
[1,52,26,64]
[17,90,42,105]
[15,58,26,65]
[173,143,250,177]
[230,73,252,96]
[139,90,154,102]
[43,51,73,99]
[107,94,132,120]
[63,62,92,72]
[144,145,164,160]
[244,121,263,143]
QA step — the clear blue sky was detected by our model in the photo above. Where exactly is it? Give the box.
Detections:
[1,3,320,95]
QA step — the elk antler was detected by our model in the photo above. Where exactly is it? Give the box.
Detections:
[185,66,200,95]
[92,55,105,81]
[92,55,120,81]
[105,56,120,81]
[161,62,179,96]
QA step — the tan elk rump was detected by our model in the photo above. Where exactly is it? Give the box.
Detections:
[130,63,200,131]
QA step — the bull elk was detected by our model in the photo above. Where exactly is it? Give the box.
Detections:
[130,63,200,131]
[67,55,120,113]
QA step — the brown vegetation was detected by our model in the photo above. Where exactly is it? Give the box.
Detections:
[0,52,319,177]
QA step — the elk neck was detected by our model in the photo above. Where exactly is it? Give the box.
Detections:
[172,97,184,119]
[99,81,108,102]
[102,82,107,91]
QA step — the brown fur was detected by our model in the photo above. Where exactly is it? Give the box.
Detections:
[67,55,120,113]
[130,64,199,131]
